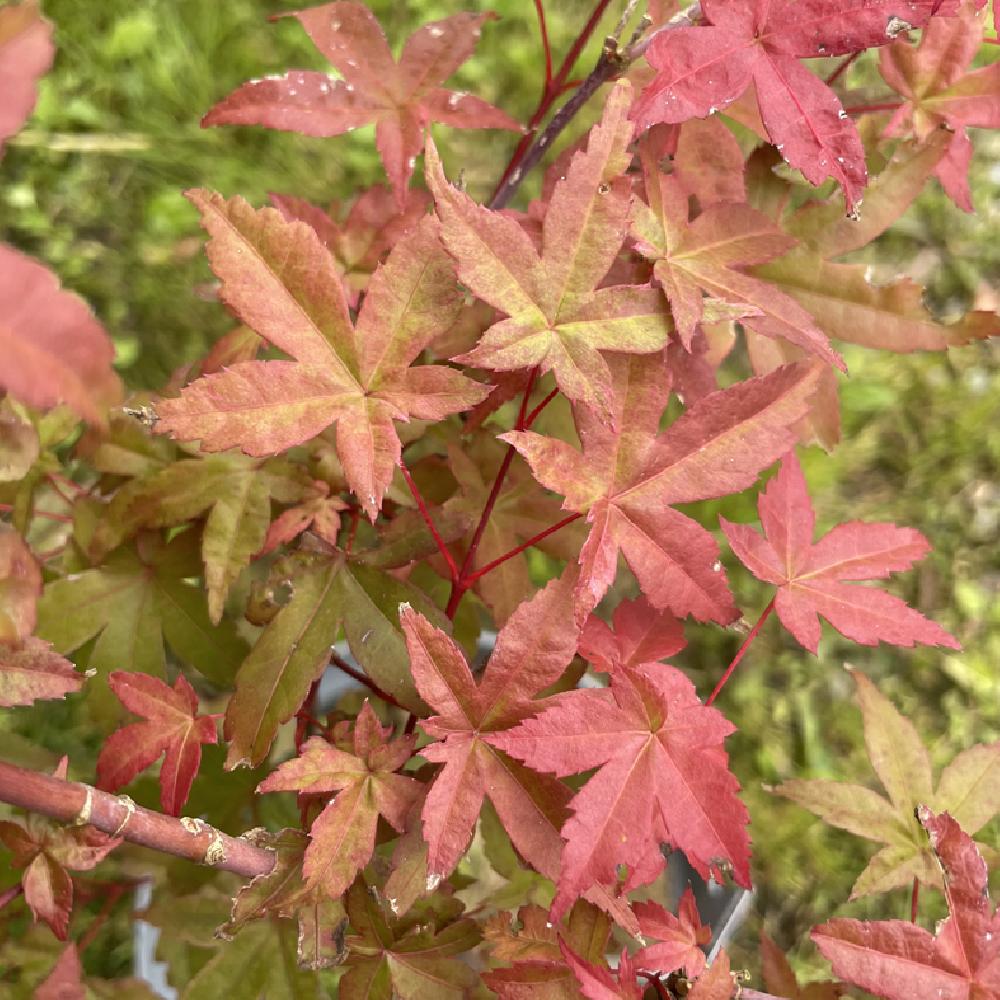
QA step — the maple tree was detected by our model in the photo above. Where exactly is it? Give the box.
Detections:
[0,0,998,997]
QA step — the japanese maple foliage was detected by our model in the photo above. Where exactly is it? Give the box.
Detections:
[1,0,998,998]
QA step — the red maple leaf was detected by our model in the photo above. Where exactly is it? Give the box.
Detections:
[401,569,640,937]
[580,596,686,678]
[633,887,711,978]
[0,0,53,155]
[720,450,959,653]
[490,660,751,920]
[505,354,821,623]
[203,2,520,204]
[0,244,121,427]
[257,702,420,898]
[154,201,487,520]
[96,671,218,816]
[812,809,1000,1000]
[0,810,119,939]
[631,0,965,209]
[880,0,1000,210]
[560,942,645,1000]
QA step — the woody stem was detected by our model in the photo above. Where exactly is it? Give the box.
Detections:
[0,760,276,879]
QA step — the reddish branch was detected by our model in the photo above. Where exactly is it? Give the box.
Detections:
[400,460,460,582]
[491,0,616,206]
[0,761,275,880]
[706,597,776,706]
[329,650,406,710]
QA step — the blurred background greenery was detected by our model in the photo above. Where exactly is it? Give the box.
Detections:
[1,0,998,989]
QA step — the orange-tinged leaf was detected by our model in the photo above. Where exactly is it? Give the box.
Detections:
[0,525,40,643]
[428,83,673,417]
[258,707,419,899]
[0,636,84,708]
[0,815,119,940]
[156,199,486,520]
[96,671,218,816]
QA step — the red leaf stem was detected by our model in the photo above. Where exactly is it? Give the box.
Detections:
[706,597,776,706]
[0,884,24,911]
[76,882,128,953]
[0,503,72,524]
[446,367,541,618]
[399,460,459,582]
[329,650,407,711]
[524,386,560,427]
[910,875,920,923]
[490,0,615,204]
[463,512,582,585]
[844,102,904,115]
[825,50,861,86]
[294,679,321,755]
[533,0,554,87]
[0,760,276,879]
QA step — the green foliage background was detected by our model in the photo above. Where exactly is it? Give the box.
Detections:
[1,0,998,988]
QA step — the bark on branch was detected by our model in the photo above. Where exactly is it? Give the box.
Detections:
[0,760,276,880]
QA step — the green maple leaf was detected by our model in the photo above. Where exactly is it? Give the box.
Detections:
[774,668,1000,898]
[35,531,247,694]
[224,551,444,767]
[340,879,481,1000]
[426,80,672,419]
[92,452,310,624]
[180,917,321,999]
[222,829,348,971]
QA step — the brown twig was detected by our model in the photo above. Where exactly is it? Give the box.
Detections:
[329,650,407,711]
[0,761,275,879]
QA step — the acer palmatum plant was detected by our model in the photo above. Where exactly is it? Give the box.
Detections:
[0,0,998,996]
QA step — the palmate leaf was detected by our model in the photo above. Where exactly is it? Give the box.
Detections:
[632,887,711,978]
[341,879,482,1000]
[401,570,641,936]
[155,197,487,521]
[774,670,1000,898]
[812,810,1000,1000]
[92,452,310,624]
[721,451,959,652]
[427,81,673,418]
[491,662,751,921]
[0,637,85,709]
[631,0,965,208]
[96,672,218,816]
[180,917,322,1000]
[0,813,119,940]
[257,703,419,899]
[880,0,1000,210]
[203,2,520,204]
[630,148,842,367]
[35,531,247,693]
[224,552,444,767]
[505,355,822,623]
